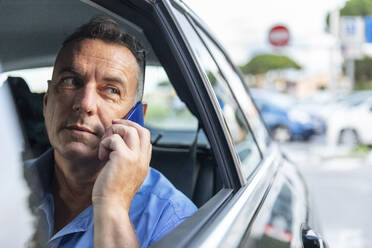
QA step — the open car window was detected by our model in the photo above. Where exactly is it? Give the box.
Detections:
[170,7,262,182]
[192,25,271,154]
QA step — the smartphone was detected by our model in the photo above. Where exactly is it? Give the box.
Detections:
[125,101,144,127]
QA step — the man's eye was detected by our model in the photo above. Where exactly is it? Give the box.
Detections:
[59,78,80,88]
[105,87,120,95]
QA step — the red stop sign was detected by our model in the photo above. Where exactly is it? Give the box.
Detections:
[269,25,290,47]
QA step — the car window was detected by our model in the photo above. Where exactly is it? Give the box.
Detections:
[143,65,198,130]
[172,8,262,181]
[192,25,270,153]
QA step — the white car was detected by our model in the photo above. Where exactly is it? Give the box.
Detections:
[327,95,372,146]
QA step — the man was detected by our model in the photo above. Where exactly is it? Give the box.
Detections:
[27,16,197,248]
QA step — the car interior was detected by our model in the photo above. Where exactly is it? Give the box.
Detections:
[0,0,223,208]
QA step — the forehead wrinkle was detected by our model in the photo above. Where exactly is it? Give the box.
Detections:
[74,52,137,87]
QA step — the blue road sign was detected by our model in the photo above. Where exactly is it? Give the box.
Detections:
[365,16,372,43]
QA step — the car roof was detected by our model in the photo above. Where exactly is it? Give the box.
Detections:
[0,0,158,72]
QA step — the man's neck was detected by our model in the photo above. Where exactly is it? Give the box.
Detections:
[51,150,102,235]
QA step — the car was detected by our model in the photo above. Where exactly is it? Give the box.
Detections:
[316,90,372,123]
[0,0,326,247]
[327,94,372,146]
[296,89,347,122]
[250,89,326,142]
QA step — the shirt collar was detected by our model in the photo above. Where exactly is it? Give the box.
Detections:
[49,205,93,242]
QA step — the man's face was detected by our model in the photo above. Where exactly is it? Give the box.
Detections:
[44,39,139,161]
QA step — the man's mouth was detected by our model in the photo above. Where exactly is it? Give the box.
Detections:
[65,125,96,136]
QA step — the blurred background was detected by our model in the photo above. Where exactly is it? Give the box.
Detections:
[186,0,372,247]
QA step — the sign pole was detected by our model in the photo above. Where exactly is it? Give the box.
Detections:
[329,9,340,90]
[340,16,365,91]
[346,59,355,90]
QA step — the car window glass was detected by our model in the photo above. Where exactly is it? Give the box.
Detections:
[194,26,270,153]
[143,65,198,130]
[172,9,261,180]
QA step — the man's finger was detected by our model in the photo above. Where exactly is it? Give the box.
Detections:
[110,124,140,150]
[112,119,151,152]
[98,134,127,161]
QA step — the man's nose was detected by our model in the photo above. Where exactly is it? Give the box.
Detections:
[72,84,98,115]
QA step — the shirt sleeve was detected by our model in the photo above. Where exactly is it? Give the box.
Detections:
[148,200,197,246]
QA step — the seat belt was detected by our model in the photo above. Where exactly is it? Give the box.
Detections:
[185,123,201,199]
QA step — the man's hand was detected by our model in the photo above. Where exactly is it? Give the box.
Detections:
[92,119,151,248]
[92,118,152,210]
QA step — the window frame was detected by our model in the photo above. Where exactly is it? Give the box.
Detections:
[181,5,272,154]
[166,1,250,186]
[185,15,266,182]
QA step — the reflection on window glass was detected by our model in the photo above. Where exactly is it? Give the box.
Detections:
[143,66,198,130]
[0,67,51,93]
[195,27,270,153]
[199,46,261,179]
[172,9,261,180]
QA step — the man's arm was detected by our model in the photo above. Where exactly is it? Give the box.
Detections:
[93,200,139,248]
[93,119,152,248]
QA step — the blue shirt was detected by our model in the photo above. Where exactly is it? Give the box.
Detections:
[26,149,197,248]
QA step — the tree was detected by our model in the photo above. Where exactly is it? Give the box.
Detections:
[240,54,301,75]
[355,56,372,81]
[340,0,372,16]
[326,0,372,31]
[157,80,171,88]
[354,56,372,89]
[341,56,372,89]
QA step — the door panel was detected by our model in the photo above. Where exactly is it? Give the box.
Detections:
[239,159,309,248]
[184,145,280,247]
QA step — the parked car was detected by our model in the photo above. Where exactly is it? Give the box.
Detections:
[328,94,372,146]
[0,0,326,247]
[315,90,372,123]
[297,89,347,121]
[250,89,326,142]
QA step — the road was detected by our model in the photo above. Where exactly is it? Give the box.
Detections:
[281,136,372,248]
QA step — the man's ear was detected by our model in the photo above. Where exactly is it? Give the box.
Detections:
[142,102,148,118]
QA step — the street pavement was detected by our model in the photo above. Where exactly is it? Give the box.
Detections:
[281,136,372,248]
